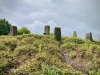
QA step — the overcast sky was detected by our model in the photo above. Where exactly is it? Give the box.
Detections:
[0,0,100,39]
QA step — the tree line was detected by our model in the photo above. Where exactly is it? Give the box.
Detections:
[0,18,31,36]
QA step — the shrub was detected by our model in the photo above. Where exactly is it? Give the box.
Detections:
[64,37,85,44]
[0,51,17,74]
[42,65,83,75]
[36,52,47,62]
[17,37,37,46]
[61,43,77,51]
[18,27,31,35]
[45,44,59,55]
[12,60,41,75]
[2,38,18,51]
[0,42,5,50]
[14,44,37,56]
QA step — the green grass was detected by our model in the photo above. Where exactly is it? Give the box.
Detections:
[0,34,100,75]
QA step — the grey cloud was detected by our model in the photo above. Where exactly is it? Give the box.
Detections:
[0,0,100,39]
[25,20,58,35]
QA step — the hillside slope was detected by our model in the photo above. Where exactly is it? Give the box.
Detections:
[0,34,100,75]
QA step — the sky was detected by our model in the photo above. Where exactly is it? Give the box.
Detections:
[0,0,100,39]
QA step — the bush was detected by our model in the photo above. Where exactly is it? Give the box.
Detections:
[0,42,5,50]
[18,27,31,35]
[64,37,85,44]
[12,60,41,75]
[61,43,77,51]
[17,37,37,46]
[0,51,17,74]
[2,38,18,51]
[14,44,37,56]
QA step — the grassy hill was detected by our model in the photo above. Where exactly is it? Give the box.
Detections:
[0,34,100,75]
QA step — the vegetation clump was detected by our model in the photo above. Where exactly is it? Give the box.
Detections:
[0,34,100,75]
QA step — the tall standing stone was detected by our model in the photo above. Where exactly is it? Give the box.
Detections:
[53,27,61,41]
[43,25,50,35]
[85,32,93,41]
[73,31,77,37]
[10,26,17,36]
[90,32,93,41]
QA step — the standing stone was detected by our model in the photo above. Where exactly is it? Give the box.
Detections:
[73,31,77,37]
[53,27,61,41]
[43,25,50,35]
[85,32,93,41]
[90,32,93,41]
[98,38,100,42]
[10,26,17,36]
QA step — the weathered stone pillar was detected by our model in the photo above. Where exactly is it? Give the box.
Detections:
[53,27,61,41]
[85,32,93,41]
[98,38,100,42]
[73,31,77,37]
[43,25,50,35]
[10,26,17,36]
